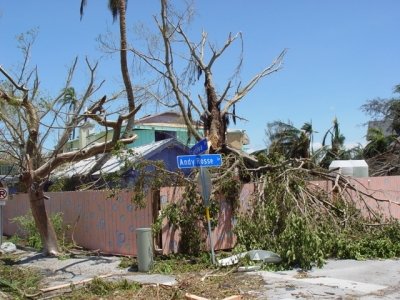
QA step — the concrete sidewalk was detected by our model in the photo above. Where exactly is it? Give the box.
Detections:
[16,250,177,292]
[251,259,400,299]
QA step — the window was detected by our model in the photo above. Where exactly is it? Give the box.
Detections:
[0,164,15,175]
[155,130,176,141]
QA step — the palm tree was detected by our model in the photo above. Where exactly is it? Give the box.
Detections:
[388,100,400,136]
[394,84,400,94]
[62,87,78,139]
[363,127,396,158]
[322,117,345,155]
[80,0,140,177]
[361,84,400,137]
[80,0,136,136]
[267,121,313,159]
[300,121,316,157]
[320,117,346,168]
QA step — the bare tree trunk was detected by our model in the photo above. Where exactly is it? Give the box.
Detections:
[204,71,226,152]
[119,0,136,134]
[29,183,59,256]
[84,0,137,179]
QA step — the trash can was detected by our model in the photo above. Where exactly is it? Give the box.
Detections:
[136,228,153,272]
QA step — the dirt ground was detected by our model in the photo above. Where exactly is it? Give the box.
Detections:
[2,248,265,299]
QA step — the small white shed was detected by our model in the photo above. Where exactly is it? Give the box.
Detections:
[329,160,369,178]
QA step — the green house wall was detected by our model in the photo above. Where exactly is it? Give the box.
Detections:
[65,124,203,152]
[127,125,201,148]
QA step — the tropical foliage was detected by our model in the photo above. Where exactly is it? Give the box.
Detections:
[234,159,400,270]
[266,121,314,160]
[265,118,362,169]
[319,117,347,168]
[361,83,400,175]
[363,127,396,158]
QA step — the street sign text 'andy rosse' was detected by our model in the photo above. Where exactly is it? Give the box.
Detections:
[177,154,222,168]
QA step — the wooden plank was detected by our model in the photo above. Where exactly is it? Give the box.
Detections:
[40,273,114,293]
[222,296,242,300]
[185,293,209,300]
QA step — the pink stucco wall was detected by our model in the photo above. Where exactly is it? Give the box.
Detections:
[2,186,241,255]
[159,185,246,254]
[311,176,400,220]
[3,190,154,256]
[2,176,400,256]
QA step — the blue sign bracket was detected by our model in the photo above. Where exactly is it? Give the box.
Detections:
[190,138,208,155]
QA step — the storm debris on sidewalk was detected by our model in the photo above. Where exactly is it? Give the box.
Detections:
[217,250,281,267]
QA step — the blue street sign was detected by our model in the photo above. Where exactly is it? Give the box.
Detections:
[190,138,208,155]
[177,154,222,168]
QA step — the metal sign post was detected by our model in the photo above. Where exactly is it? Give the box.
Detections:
[0,187,9,246]
[204,205,216,264]
[177,138,220,264]
[0,205,3,246]
[198,167,216,264]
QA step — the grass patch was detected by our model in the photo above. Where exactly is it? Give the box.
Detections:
[118,256,137,269]
[118,253,214,275]
[151,253,213,274]
[0,254,42,299]
[57,278,142,300]
[11,212,72,251]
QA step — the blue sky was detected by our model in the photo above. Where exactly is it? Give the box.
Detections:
[1,1,399,152]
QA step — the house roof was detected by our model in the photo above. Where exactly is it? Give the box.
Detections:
[135,111,202,127]
[52,138,189,178]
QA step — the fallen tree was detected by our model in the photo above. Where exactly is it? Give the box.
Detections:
[235,157,400,269]
[155,154,400,269]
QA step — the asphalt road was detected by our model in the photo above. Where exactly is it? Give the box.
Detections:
[251,259,400,299]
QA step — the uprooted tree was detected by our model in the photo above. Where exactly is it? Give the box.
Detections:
[234,157,400,269]
[121,1,400,268]
[0,31,141,256]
